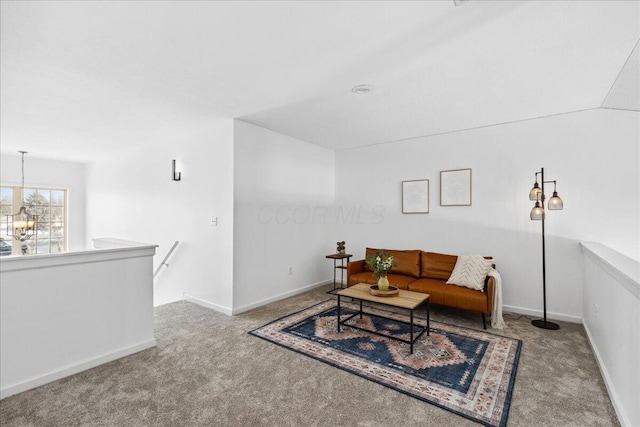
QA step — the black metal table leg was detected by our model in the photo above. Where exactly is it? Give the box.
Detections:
[337,295,341,333]
[427,298,430,336]
[333,259,337,290]
[410,309,414,354]
[359,299,363,319]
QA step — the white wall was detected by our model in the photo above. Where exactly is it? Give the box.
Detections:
[0,154,86,251]
[335,109,639,321]
[233,120,335,313]
[581,243,639,427]
[86,119,234,310]
[1,243,156,398]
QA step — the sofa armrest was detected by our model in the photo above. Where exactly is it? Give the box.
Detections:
[485,276,495,313]
[347,260,366,287]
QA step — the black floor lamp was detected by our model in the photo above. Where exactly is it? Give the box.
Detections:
[529,167,564,330]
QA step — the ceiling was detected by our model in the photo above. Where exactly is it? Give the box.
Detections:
[1,1,638,162]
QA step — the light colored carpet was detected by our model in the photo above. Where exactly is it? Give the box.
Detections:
[0,284,619,426]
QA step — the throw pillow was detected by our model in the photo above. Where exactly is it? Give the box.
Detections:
[446,254,493,291]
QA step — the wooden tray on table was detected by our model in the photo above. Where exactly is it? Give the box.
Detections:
[368,285,399,297]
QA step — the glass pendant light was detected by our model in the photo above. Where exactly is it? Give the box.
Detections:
[530,198,545,220]
[547,182,563,210]
[529,176,542,201]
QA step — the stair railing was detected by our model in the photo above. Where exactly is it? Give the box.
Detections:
[154,241,180,280]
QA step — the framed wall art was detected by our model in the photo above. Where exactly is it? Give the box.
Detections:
[440,168,472,206]
[402,179,429,214]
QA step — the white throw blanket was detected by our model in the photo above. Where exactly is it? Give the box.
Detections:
[487,268,505,329]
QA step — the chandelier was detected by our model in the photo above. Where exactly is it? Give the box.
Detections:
[6,151,37,242]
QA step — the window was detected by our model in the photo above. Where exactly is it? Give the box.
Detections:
[0,186,67,256]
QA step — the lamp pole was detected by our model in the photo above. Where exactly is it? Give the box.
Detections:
[530,167,562,330]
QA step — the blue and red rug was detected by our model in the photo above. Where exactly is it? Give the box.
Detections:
[249,299,521,427]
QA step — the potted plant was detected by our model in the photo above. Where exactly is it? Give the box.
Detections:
[365,250,395,291]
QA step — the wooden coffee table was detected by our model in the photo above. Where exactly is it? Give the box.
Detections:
[336,283,430,354]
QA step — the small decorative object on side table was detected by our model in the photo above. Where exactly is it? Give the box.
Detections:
[336,241,346,254]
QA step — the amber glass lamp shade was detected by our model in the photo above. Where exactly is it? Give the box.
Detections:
[530,201,545,220]
[547,191,563,210]
[529,182,542,201]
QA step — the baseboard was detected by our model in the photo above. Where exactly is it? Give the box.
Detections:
[0,339,156,400]
[231,280,332,315]
[182,293,233,316]
[501,304,582,324]
[582,322,628,426]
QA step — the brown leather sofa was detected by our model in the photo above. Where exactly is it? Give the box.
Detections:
[347,248,495,329]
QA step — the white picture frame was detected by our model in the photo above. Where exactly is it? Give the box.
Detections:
[402,179,429,214]
[440,168,472,206]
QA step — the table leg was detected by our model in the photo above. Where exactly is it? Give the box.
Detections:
[359,299,363,319]
[427,299,430,336]
[410,309,414,354]
[333,259,337,290]
[337,295,341,333]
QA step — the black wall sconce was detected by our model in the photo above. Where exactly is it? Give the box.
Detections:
[172,160,181,181]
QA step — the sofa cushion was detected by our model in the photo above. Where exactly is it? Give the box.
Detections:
[384,274,418,290]
[348,271,376,286]
[446,254,493,291]
[364,248,421,278]
[408,278,489,313]
[407,278,450,305]
[421,252,458,280]
[444,284,490,313]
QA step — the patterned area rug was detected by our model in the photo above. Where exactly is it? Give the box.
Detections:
[249,300,521,427]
